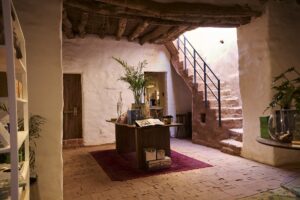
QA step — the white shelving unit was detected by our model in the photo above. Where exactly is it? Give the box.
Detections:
[0,0,29,199]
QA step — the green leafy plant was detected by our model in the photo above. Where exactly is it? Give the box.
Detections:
[18,115,45,177]
[113,57,148,104]
[265,67,300,112]
[0,103,46,177]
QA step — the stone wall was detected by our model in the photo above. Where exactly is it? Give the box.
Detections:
[63,35,192,145]
[15,0,63,199]
[237,0,300,166]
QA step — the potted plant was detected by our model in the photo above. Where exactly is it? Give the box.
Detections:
[113,57,148,106]
[265,67,300,142]
[0,103,46,183]
[19,115,46,184]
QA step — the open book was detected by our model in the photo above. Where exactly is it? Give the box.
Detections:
[135,118,164,127]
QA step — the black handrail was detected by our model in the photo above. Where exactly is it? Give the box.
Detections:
[176,35,222,127]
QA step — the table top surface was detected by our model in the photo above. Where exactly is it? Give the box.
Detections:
[256,137,300,150]
[106,120,183,128]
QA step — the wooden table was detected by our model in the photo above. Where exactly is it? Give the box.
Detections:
[256,137,300,150]
[256,137,300,197]
[107,120,182,169]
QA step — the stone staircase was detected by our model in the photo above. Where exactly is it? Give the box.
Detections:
[165,40,243,156]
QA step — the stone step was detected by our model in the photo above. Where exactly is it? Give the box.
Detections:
[221,117,243,129]
[220,138,243,156]
[228,128,243,142]
[208,97,240,107]
[211,106,243,118]
[198,89,232,98]
[197,81,227,90]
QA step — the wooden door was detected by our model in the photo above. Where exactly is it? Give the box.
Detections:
[63,74,82,139]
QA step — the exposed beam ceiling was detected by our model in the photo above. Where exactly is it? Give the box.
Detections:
[63,0,264,44]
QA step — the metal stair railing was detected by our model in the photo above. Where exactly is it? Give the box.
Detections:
[176,35,222,127]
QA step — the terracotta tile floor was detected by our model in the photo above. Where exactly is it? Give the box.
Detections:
[63,139,300,200]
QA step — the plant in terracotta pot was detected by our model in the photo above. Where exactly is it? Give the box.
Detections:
[113,57,148,106]
[265,67,300,142]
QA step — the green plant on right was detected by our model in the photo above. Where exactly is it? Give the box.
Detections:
[265,67,300,112]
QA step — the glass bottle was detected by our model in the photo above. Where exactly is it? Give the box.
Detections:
[117,92,123,117]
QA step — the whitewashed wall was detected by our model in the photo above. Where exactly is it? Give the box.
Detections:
[238,0,300,166]
[184,28,241,101]
[15,0,63,199]
[63,35,192,145]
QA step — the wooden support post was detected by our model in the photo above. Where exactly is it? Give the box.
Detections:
[116,18,127,40]
[62,9,75,39]
[128,21,149,41]
[78,12,89,38]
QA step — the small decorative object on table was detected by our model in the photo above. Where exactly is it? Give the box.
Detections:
[117,91,123,117]
[265,67,300,143]
[127,109,142,125]
[163,115,173,125]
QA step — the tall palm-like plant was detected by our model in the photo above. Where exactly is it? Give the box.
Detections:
[113,57,148,104]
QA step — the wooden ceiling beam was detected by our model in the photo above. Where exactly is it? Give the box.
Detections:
[96,0,261,18]
[128,21,149,41]
[139,26,171,45]
[64,1,255,27]
[152,26,189,44]
[116,18,127,40]
[64,2,198,26]
[62,9,75,39]
[78,12,89,38]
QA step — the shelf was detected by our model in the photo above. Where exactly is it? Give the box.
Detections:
[16,98,27,103]
[0,47,26,73]
[0,131,29,154]
[0,97,28,103]
[1,1,29,198]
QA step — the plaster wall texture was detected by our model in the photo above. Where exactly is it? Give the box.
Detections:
[14,0,63,200]
[14,0,63,199]
[63,35,192,145]
[184,28,241,101]
[238,0,300,166]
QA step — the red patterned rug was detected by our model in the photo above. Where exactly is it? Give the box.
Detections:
[90,149,212,181]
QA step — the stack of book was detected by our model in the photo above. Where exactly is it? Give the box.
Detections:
[144,148,172,170]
